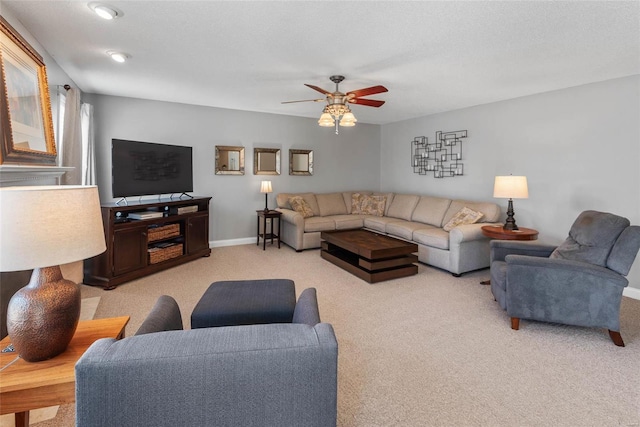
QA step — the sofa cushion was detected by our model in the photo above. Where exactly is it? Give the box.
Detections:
[372,192,395,216]
[411,196,452,227]
[413,227,450,250]
[289,196,315,218]
[360,195,386,216]
[442,207,484,232]
[443,200,500,225]
[364,216,403,233]
[304,216,336,232]
[550,210,630,267]
[386,221,431,241]
[386,194,420,221]
[333,215,365,230]
[316,193,348,216]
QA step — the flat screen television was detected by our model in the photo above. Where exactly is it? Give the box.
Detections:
[112,139,193,198]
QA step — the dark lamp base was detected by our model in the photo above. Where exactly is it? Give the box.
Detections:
[503,198,519,231]
[6,266,80,362]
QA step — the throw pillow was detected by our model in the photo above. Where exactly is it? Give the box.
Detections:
[351,193,366,214]
[443,207,484,232]
[289,196,314,218]
[360,195,386,217]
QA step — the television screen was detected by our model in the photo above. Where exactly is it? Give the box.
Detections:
[112,139,193,198]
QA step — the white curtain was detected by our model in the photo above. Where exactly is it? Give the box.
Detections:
[81,103,96,185]
[61,88,82,185]
[61,88,96,185]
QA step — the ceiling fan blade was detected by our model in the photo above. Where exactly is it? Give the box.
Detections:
[304,84,331,95]
[347,85,388,98]
[350,98,385,108]
[281,99,325,104]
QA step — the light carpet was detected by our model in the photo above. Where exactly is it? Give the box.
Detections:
[33,244,640,426]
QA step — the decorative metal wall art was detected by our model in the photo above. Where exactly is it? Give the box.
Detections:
[411,130,467,178]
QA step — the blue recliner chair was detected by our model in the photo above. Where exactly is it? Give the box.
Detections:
[490,210,640,346]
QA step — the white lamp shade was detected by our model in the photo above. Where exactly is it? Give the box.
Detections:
[318,112,335,127]
[0,186,106,272]
[339,112,357,127]
[260,181,273,193]
[493,176,529,199]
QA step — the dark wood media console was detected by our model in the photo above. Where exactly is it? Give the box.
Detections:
[84,196,211,290]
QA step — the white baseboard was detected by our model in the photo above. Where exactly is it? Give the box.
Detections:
[210,238,255,248]
[623,286,640,300]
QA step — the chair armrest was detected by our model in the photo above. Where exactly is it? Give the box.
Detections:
[506,255,629,288]
[490,240,557,262]
[293,288,321,325]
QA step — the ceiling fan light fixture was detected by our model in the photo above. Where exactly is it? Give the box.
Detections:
[318,112,335,127]
[339,111,357,126]
[88,2,123,20]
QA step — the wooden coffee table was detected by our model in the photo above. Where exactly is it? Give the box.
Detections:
[321,229,418,283]
[0,316,129,427]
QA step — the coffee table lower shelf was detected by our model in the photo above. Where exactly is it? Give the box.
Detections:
[321,245,418,283]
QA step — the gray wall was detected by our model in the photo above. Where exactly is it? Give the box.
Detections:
[86,94,381,243]
[380,75,640,290]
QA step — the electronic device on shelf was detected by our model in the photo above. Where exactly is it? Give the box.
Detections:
[111,139,193,199]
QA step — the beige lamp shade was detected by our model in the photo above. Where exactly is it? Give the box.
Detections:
[260,180,273,194]
[493,176,529,199]
[0,185,106,272]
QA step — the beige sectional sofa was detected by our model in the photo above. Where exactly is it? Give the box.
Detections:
[275,191,501,276]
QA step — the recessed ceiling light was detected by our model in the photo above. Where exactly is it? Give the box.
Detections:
[88,2,123,20]
[107,51,130,63]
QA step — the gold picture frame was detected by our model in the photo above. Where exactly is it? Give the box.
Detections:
[0,16,56,165]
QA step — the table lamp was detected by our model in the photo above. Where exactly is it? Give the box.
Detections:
[0,186,106,362]
[493,175,529,231]
[260,180,272,212]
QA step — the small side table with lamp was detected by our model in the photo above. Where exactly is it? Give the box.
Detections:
[481,176,538,284]
[256,180,281,250]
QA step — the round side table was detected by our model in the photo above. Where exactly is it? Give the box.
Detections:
[481,225,538,241]
[480,225,539,284]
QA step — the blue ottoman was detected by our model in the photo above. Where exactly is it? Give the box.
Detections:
[191,279,296,329]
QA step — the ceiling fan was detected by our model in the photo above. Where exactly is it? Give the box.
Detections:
[282,75,388,134]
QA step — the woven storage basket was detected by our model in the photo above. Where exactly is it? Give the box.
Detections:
[148,224,180,243]
[148,244,183,264]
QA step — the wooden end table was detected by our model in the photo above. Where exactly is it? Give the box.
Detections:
[481,225,539,241]
[0,316,130,427]
[480,225,539,284]
[256,210,281,250]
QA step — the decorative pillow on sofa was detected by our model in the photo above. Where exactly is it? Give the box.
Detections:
[289,196,314,218]
[351,193,366,214]
[443,207,484,231]
[360,195,386,217]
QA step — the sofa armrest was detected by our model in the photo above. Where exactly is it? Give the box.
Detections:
[277,208,304,226]
[490,240,557,262]
[76,323,338,427]
[449,223,489,244]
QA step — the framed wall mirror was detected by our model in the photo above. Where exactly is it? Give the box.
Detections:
[215,145,245,175]
[253,148,280,175]
[0,16,57,165]
[289,149,313,176]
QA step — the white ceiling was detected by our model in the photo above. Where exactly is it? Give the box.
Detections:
[3,1,639,125]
